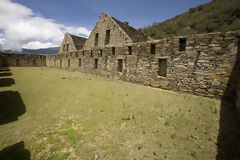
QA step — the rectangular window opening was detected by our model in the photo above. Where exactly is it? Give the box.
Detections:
[16,59,20,66]
[105,30,110,45]
[82,50,85,56]
[60,59,62,68]
[33,59,36,65]
[179,38,186,51]
[99,49,103,57]
[94,59,98,69]
[94,33,99,46]
[112,47,115,55]
[90,50,93,57]
[158,59,167,77]
[78,58,81,67]
[66,44,69,52]
[128,46,132,55]
[150,44,156,54]
[68,59,70,67]
[24,54,28,59]
[117,59,123,72]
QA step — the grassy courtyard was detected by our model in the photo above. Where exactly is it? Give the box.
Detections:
[0,67,220,160]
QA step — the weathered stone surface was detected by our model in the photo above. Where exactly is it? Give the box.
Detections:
[200,46,209,49]
[212,79,221,86]
[213,46,222,51]
[175,65,187,72]
[59,33,86,54]
[187,50,198,60]
[3,12,234,100]
[0,52,46,67]
[159,80,169,88]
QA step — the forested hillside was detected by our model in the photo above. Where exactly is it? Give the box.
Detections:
[142,0,240,39]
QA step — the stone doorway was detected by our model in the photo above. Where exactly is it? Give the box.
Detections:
[16,59,20,66]
[117,59,123,72]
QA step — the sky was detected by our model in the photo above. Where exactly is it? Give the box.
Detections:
[0,0,211,51]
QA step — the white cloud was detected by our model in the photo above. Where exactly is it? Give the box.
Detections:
[0,0,91,51]
[0,38,5,45]
[64,27,91,37]
[22,41,58,49]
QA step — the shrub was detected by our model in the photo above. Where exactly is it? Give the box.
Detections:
[189,8,196,14]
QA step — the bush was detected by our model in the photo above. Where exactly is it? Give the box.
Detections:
[189,8,196,14]
[142,0,240,39]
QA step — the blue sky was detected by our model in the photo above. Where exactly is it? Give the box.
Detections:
[13,0,211,29]
[0,0,211,50]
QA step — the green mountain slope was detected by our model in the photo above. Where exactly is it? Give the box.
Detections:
[142,0,240,39]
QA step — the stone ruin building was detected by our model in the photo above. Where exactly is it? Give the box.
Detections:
[0,12,240,114]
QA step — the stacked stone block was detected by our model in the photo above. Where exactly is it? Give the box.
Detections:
[46,31,240,99]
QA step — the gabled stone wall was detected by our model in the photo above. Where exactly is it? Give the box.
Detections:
[47,31,240,98]
[59,33,76,54]
[84,13,133,50]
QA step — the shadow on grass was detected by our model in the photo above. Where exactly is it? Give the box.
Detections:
[0,141,30,160]
[0,67,14,87]
[216,38,240,159]
[0,91,26,125]
[0,78,15,87]
[0,72,12,77]
[0,69,11,72]
[217,98,240,160]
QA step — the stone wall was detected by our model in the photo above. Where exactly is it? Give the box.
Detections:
[84,13,133,50]
[59,34,76,54]
[0,52,46,67]
[46,31,240,98]
[58,33,86,54]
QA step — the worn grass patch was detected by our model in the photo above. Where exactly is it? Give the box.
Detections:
[0,67,220,159]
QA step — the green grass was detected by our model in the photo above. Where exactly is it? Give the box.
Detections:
[0,67,220,159]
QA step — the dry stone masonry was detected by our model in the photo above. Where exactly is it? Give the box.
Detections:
[46,13,240,100]
[0,52,46,67]
[1,13,240,113]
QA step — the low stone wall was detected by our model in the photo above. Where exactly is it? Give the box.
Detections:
[46,31,240,99]
[0,52,46,67]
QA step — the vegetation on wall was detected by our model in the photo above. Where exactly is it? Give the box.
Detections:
[142,0,240,39]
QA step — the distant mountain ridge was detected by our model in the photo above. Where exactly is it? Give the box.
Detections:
[1,47,59,54]
[142,0,240,39]
[21,47,60,54]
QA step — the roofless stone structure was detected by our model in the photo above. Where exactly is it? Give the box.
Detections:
[1,12,240,115]
[84,12,149,50]
[59,33,87,54]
